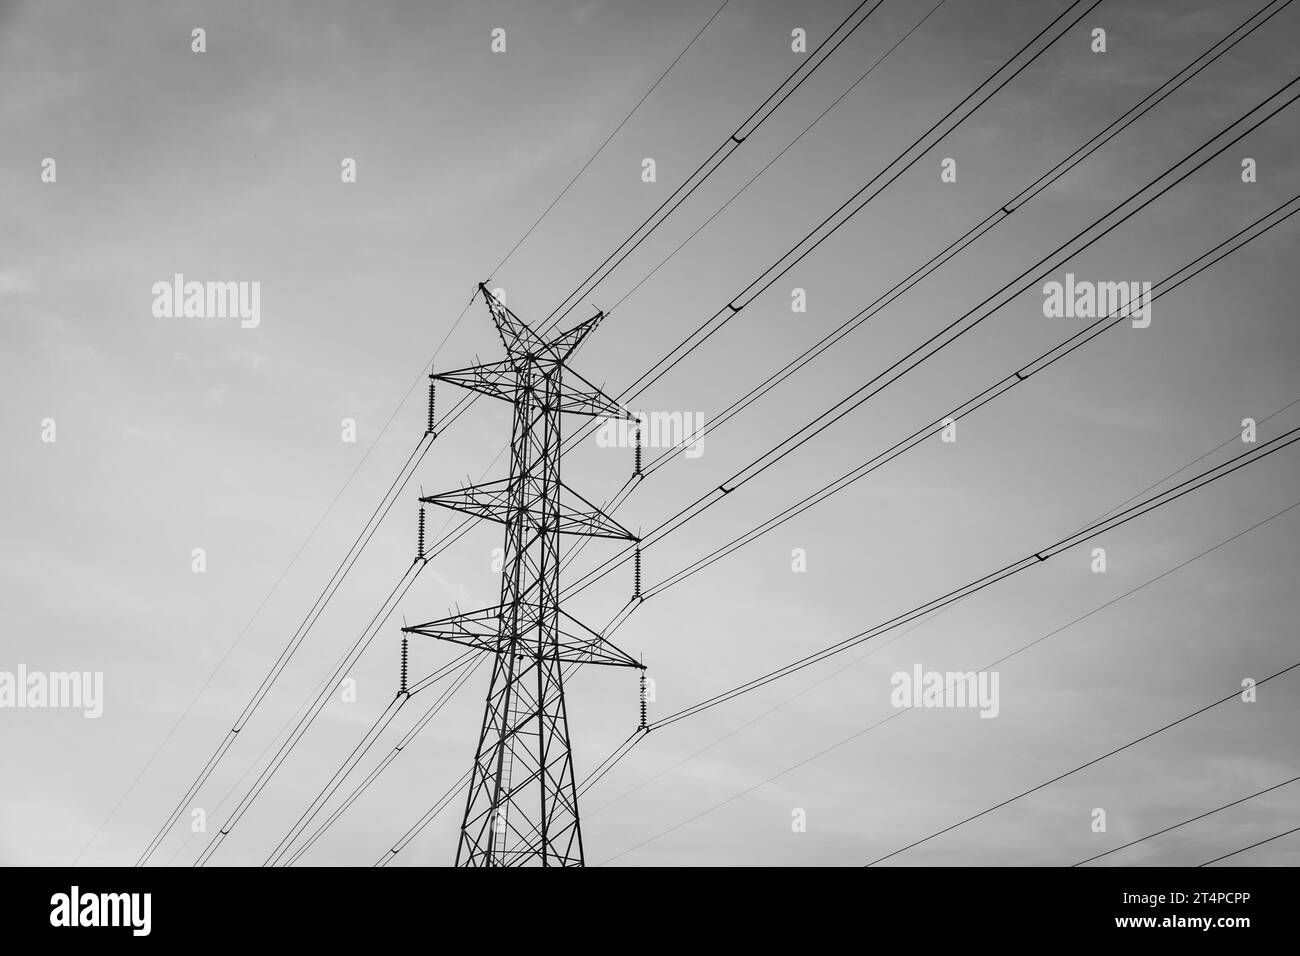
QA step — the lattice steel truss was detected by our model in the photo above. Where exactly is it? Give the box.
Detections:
[405,285,642,867]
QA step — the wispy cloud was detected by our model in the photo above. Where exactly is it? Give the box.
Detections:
[0,271,36,295]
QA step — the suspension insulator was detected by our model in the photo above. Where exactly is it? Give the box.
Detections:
[638,672,648,730]
[417,506,426,563]
[633,425,643,478]
[427,381,437,436]
[633,546,642,600]
[400,636,409,696]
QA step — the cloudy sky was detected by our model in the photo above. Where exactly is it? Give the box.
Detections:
[2,0,1298,867]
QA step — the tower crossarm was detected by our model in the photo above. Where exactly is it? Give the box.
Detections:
[420,478,514,525]
[403,605,641,669]
[403,605,501,658]
[421,479,637,540]
[555,480,637,539]
[432,361,632,421]
[430,361,518,405]
[552,366,633,419]
[555,609,642,668]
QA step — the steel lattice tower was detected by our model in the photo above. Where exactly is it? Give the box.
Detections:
[405,285,642,867]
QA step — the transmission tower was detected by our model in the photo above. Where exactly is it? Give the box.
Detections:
[405,284,643,867]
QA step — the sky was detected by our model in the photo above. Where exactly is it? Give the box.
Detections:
[1,0,1298,867]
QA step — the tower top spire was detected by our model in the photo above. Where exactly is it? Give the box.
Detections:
[479,283,605,363]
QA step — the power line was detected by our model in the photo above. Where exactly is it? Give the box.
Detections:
[292,7,1003,853]
[441,0,965,583]
[428,230,1300,853]
[162,679,323,866]
[1073,774,1300,866]
[419,0,900,468]
[620,198,1300,610]
[413,14,1289,868]
[651,425,1300,731]
[370,160,1299,863]
[582,214,1294,662]
[129,0,797,863]
[487,0,734,278]
[603,0,955,317]
[191,551,432,865]
[555,0,1103,464]
[592,502,1300,858]
[393,245,1300,867]
[561,85,1300,602]
[374,700,640,866]
[375,769,473,867]
[1199,825,1300,866]
[404,2,1106,630]
[571,198,1300,833]
[274,654,484,867]
[557,0,1291,579]
[632,0,1294,485]
[1087,392,1300,527]
[357,153,1300,864]
[74,426,438,866]
[135,433,436,865]
[584,610,945,820]
[431,0,1094,479]
[260,651,476,866]
[537,0,890,331]
[330,0,911,639]
[168,579,478,868]
[142,1,1289,868]
[575,731,647,800]
[866,660,1300,866]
